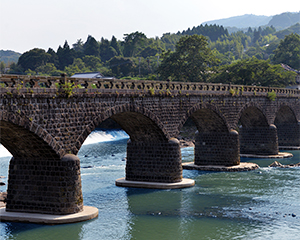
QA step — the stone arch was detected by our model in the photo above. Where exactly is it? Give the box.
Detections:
[237,103,278,155]
[274,104,298,125]
[75,103,169,153]
[0,110,61,158]
[237,102,269,128]
[179,102,230,134]
[274,105,300,146]
[0,110,82,215]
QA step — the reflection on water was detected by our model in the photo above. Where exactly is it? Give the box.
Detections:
[0,130,300,239]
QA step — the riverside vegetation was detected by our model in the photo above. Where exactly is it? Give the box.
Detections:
[2,16,299,88]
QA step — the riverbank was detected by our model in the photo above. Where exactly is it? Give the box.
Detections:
[0,192,6,208]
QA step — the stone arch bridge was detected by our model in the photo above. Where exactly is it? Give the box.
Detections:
[0,74,299,216]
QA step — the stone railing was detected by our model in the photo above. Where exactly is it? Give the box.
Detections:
[0,74,299,97]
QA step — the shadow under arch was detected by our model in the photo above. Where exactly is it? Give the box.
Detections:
[274,105,300,147]
[76,103,182,183]
[180,103,239,166]
[0,111,83,215]
[238,104,278,155]
[75,103,169,152]
[179,102,230,134]
[0,110,62,158]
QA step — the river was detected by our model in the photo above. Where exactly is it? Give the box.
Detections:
[0,129,299,239]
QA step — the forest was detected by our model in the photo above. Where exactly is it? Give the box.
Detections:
[3,22,300,87]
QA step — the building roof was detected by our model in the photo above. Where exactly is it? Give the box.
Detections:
[71,72,104,79]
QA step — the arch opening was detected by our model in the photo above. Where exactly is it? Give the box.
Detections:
[275,106,300,147]
[0,120,83,215]
[180,108,239,166]
[239,106,278,155]
[79,110,181,183]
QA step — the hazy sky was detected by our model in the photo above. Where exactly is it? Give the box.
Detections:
[0,0,299,53]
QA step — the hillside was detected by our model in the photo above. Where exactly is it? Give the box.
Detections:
[202,11,300,31]
[267,12,300,30]
[0,50,21,64]
[202,14,272,28]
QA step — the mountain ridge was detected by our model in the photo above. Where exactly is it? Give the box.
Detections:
[202,11,300,30]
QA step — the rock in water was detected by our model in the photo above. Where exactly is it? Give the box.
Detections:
[269,161,283,167]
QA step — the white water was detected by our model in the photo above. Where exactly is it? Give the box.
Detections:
[82,129,129,145]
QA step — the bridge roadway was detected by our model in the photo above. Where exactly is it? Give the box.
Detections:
[0,74,299,218]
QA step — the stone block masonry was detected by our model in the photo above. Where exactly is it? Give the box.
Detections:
[240,125,278,155]
[6,154,83,215]
[0,75,299,215]
[195,130,240,166]
[126,138,182,183]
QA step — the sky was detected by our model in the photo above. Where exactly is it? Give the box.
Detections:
[0,0,299,53]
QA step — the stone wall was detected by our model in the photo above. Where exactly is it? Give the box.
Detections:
[239,125,279,155]
[194,130,240,166]
[126,139,182,183]
[6,154,83,215]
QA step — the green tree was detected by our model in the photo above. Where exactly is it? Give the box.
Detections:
[272,33,300,70]
[17,48,51,72]
[211,57,296,87]
[158,35,219,82]
[84,35,100,58]
[57,41,75,70]
[110,36,122,56]
[36,63,57,75]
[0,61,5,73]
[100,38,117,62]
[108,56,135,78]
[83,55,102,71]
[47,48,59,68]
[123,31,147,57]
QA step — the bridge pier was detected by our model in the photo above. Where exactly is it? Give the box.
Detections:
[116,138,194,188]
[240,124,278,155]
[6,154,84,215]
[277,121,300,147]
[194,130,240,166]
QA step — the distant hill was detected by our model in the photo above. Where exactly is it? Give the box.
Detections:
[267,12,300,30]
[275,23,300,39]
[202,11,300,31]
[202,14,272,28]
[0,50,21,64]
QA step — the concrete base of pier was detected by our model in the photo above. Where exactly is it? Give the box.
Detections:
[0,206,98,225]
[182,162,259,172]
[279,146,300,150]
[115,177,195,189]
[240,152,293,159]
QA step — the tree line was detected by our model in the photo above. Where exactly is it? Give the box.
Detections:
[4,23,300,87]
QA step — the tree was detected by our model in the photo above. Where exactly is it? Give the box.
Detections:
[211,57,296,87]
[47,48,59,68]
[123,31,147,57]
[82,55,102,71]
[17,48,51,72]
[158,35,219,82]
[83,35,100,58]
[272,33,300,70]
[57,41,75,70]
[108,56,135,78]
[0,61,5,73]
[110,36,122,56]
[100,38,117,62]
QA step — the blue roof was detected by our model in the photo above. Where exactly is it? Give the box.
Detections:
[71,72,104,78]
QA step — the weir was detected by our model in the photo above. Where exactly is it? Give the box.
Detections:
[0,74,299,223]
